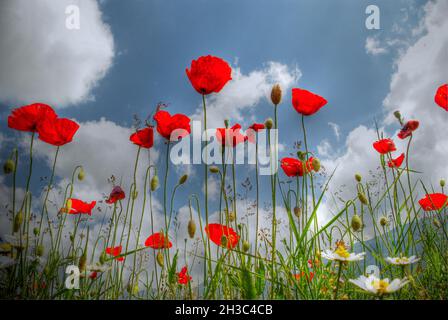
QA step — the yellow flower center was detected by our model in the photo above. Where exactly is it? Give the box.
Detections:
[372,279,389,294]
[334,245,350,258]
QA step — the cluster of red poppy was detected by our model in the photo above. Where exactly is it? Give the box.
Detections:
[8,103,79,146]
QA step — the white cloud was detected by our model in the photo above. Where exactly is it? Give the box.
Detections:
[192,61,301,128]
[365,36,388,56]
[317,139,333,158]
[328,122,341,141]
[0,0,114,107]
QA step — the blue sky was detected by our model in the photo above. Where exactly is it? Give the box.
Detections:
[1,0,444,226]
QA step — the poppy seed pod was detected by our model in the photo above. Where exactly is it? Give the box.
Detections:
[78,167,85,181]
[379,216,389,227]
[242,241,250,252]
[265,118,273,130]
[312,158,321,172]
[440,179,446,188]
[209,166,220,174]
[151,175,159,191]
[228,211,236,222]
[293,206,301,218]
[179,174,188,185]
[351,214,362,232]
[13,211,23,233]
[355,174,362,182]
[188,219,196,239]
[156,251,164,267]
[358,192,368,205]
[3,159,15,175]
[271,84,282,106]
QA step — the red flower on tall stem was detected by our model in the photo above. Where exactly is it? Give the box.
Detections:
[292,88,328,116]
[7,103,57,132]
[373,138,396,154]
[387,153,405,168]
[280,157,314,177]
[37,117,80,146]
[398,120,419,139]
[130,127,154,148]
[435,84,448,111]
[216,124,247,147]
[186,55,232,95]
[144,232,172,249]
[205,223,240,249]
[177,266,192,285]
[246,123,265,143]
[105,245,124,262]
[153,110,191,141]
[106,186,126,204]
[418,193,448,211]
[60,199,96,216]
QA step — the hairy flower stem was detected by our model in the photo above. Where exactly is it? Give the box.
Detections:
[269,104,278,298]
[333,261,343,299]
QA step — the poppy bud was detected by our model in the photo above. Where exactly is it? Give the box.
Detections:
[355,174,362,182]
[271,84,282,106]
[351,214,362,232]
[13,211,23,233]
[3,159,15,175]
[99,252,107,265]
[224,119,230,129]
[358,192,368,205]
[33,227,39,236]
[79,253,87,272]
[393,111,402,121]
[156,251,164,267]
[150,175,159,191]
[433,218,441,228]
[379,216,389,227]
[228,211,236,222]
[297,151,306,161]
[312,158,321,172]
[78,167,85,181]
[265,118,273,130]
[242,241,250,252]
[36,245,44,257]
[188,219,196,239]
[209,166,220,174]
[293,206,301,218]
[220,235,228,248]
[440,179,446,188]
[178,174,188,185]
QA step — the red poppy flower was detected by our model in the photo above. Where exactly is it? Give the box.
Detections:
[294,271,314,282]
[292,88,328,116]
[435,84,448,111]
[280,157,314,177]
[246,123,265,144]
[153,110,191,141]
[144,232,173,249]
[105,245,124,262]
[106,186,126,204]
[418,193,448,211]
[177,266,192,285]
[387,153,405,168]
[7,103,57,132]
[216,124,247,147]
[398,120,419,139]
[37,117,79,146]
[186,55,232,95]
[130,127,154,149]
[89,272,98,280]
[373,138,396,154]
[60,198,96,216]
[205,223,240,249]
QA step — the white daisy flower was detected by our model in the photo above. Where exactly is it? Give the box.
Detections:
[349,274,409,295]
[321,241,365,262]
[386,255,420,265]
[0,256,16,269]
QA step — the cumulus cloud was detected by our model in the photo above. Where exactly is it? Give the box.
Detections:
[365,36,388,56]
[0,0,114,107]
[192,62,301,128]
